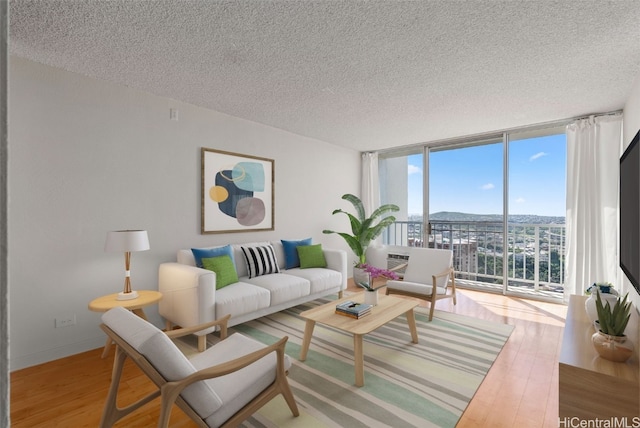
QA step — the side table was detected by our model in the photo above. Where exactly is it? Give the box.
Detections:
[89,290,163,357]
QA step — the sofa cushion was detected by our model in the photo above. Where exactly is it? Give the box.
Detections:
[201,255,239,289]
[285,267,342,294]
[281,238,312,269]
[240,244,280,278]
[214,282,271,319]
[243,273,311,305]
[231,242,270,277]
[297,244,327,268]
[191,245,235,268]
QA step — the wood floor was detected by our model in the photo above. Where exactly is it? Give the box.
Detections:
[10,286,567,427]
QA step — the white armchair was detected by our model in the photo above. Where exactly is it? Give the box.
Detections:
[99,306,299,428]
[385,247,457,321]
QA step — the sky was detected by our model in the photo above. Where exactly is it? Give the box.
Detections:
[407,133,567,217]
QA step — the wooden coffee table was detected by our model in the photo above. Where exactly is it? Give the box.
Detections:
[299,292,419,386]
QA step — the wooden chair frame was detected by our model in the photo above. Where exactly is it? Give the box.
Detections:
[386,265,457,321]
[99,314,299,428]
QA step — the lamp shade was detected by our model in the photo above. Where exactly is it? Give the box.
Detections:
[104,230,150,252]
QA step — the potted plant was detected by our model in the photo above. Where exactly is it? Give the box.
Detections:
[353,263,400,305]
[591,289,634,362]
[323,193,399,266]
[355,264,400,290]
[323,194,399,305]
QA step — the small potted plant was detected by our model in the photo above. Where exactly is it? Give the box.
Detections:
[584,282,618,325]
[591,289,634,362]
[354,263,399,305]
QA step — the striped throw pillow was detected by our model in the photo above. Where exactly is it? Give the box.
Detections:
[240,244,280,278]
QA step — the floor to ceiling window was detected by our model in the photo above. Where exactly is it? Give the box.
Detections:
[429,139,505,289]
[379,125,567,301]
[506,130,566,297]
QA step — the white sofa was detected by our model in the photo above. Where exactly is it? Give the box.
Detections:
[159,241,347,350]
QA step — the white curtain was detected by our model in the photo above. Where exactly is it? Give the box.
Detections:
[362,152,388,264]
[361,152,379,216]
[565,114,622,302]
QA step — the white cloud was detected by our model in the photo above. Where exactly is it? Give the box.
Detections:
[408,165,422,175]
[481,183,495,190]
[529,152,548,161]
[516,197,526,203]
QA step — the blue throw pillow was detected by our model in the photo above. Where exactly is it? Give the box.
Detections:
[281,238,312,269]
[191,245,235,268]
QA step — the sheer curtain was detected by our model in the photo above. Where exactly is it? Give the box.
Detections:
[361,152,379,216]
[362,152,388,265]
[565,114,622,302]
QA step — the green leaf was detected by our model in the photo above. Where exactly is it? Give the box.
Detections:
[594,290,632,336]
[324,194,399,265]
[342,194,366,222]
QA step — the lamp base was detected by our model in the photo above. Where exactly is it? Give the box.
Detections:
[117,290,139,301]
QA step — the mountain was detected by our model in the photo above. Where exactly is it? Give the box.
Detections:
[424,211,565,224]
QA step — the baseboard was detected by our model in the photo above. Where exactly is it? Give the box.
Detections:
[9,336,105,372]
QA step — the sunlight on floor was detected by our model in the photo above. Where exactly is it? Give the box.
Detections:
[458,288,567,327]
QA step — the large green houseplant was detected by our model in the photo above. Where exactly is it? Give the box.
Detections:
[322,193,399,266]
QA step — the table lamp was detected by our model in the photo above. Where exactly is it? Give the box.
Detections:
[105,230,150,300]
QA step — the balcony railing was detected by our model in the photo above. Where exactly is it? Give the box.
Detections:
[384,220,566,297]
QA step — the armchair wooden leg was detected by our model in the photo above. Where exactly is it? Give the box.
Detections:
[280,380,300,417]
[198,335,207,352]
[99,346,127,428]
[276,359,299,417]
[99,346,161,428]
[428,302,436,321]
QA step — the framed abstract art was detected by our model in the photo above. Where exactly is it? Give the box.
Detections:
[201,148,274,234]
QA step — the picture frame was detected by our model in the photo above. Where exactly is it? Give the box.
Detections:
[201,148,274,234]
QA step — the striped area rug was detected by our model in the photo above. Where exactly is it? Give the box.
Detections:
[189,296,513,428]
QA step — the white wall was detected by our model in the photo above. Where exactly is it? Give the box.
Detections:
[622,74,640,309]
[8,57,360,370]
[624,75,640,146]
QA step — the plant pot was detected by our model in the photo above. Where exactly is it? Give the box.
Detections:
[364,290,379,306]
[591,331,634,362]
[353,267,371,290]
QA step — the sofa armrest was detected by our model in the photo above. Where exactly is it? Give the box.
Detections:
[158,263,218,334]
[323,248,348,291]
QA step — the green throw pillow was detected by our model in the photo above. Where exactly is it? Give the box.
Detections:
[201,255,239,289]
[297,244,327,269]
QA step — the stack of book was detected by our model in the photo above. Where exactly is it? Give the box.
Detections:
[335,300,373,319]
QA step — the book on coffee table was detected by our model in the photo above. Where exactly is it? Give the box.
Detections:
[335,301,372,318]
[335,309,371,319]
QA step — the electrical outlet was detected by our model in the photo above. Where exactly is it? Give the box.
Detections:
[55,315,76,328]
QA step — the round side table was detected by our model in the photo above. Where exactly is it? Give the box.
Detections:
[89,290,163,357]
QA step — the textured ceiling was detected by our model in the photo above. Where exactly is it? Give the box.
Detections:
[9,0,640,152]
